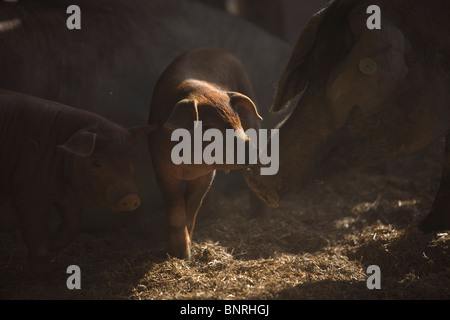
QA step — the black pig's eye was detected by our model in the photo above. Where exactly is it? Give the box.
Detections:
[92,159,102,168]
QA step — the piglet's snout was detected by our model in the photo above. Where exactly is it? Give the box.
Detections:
[118,194,141,212]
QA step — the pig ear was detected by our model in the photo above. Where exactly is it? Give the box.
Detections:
[163,99,199,130]
[272,1,355,113]
[58,129,97,157]
[228,92,263,121]
[272,8,327,113]
[128,125,157,143]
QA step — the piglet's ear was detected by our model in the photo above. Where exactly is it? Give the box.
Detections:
[164,99,199,130]
[128,124,157,143]
[57,128,97,157]
[228,92,263,121]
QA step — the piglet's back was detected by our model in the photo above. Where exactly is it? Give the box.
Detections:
[149,47,255,124]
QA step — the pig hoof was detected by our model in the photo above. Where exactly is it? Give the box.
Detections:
[420,217,450,233]
[169,246,191,260]
[170,250,191,260]
[169,229,191,259]
[420,208,450,233]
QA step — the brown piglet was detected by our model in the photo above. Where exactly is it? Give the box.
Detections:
[148,47,263,258]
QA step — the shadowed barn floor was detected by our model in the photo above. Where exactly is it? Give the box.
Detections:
[1,140,448,300]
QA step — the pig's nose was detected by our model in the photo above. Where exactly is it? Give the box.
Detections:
[118,194,141,212]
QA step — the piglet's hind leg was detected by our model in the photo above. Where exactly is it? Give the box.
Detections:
[185,171,215,239]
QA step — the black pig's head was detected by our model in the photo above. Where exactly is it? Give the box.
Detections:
[58,122,156,212]
[163,80,262,170]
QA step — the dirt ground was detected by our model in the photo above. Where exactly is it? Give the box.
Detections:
[0,141,449,300]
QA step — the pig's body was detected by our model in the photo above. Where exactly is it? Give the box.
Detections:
[149,47,262,258]
[0,90,152,272]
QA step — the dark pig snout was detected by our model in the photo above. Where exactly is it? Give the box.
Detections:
[107,184,141,212]
[118,193,141,212]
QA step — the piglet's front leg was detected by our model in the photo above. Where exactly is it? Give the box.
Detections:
[155,171,191,259]
[167,197,191,259]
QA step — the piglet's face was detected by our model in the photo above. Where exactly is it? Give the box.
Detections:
[163,91,262,168]
[58,124,156,212]
[164,91,261,131]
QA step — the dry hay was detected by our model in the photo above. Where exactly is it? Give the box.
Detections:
[0,141,449,300]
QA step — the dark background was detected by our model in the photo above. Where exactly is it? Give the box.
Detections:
[192,0,327,45]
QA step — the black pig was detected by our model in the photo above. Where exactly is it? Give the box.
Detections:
[0,90,155,273]
[244,0,450,231]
